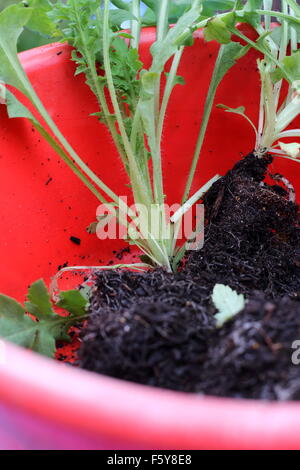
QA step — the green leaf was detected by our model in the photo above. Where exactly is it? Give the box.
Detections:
[109,9,137,27]
[272,50,300,84]
[151,0,202,73]
[0,280,88,358]
[141,1,235,25]
[218,104,246,114]
[236,0,262,29]
[212,284,246,328]
[0,293,57,357]
[217,103,257,134]
[213,42,246,86]
[204,17,232,44]
[138,71,159,158]
[2,88,59,143]
[57,290,88,317]
[2,88,35,119]
[24,0,56,36]
[202,0,236,17]
[25,279,55,320]
[0,4,33,95]
[0,295,43,348]
[31,327,57,357]
[110,0,130,11]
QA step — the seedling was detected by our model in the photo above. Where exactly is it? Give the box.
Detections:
[217,0,300,160]
[0,0,248,273]
[0,1,298,357]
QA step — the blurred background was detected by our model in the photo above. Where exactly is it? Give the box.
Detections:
[0,0,282,52]
[0,0,54,51]
[0,0,53,52]
[0,0,148,51]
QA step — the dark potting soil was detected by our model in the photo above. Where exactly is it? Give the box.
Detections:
[78,269,216,391]
[186,152,300,299]
[78,153,300,400]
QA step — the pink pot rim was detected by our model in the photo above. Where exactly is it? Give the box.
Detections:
[1,340,300,449]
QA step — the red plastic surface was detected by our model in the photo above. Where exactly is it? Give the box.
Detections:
[0,28,300,449]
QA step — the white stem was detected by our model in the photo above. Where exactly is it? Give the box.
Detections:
[130,0,141,49]
[277,129,300,138]
[171,174,220,224]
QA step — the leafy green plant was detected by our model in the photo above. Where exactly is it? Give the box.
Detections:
[216,0,300,160]
[0,0,247,274]
[0,280,88,357]
[1,1,298,355]
[0,0,55,51]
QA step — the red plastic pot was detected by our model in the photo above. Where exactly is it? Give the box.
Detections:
[0,28,300,450]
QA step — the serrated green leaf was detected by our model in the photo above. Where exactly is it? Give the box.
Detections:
[30,327,56,357]
[212,284,246,328]
[0,279,88,357]
[0,297,39,349]
[0,294,57,356]
[25,279,55,320]
[57,290,88,317]
[0,294,26,320]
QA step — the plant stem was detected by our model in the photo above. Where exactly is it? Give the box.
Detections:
[277,129,300,138]
[284,0,300,16]
[256,8,300,26]
[228,27,291,82]
[157,47,184,146]
[131,0,141,49]
[273,1,288,111]
[181,45,226,204]
[263,0,273,30]
[102,1,149,207]
[172,175,220,224]
[102,2,174,269]
[71,0,128,168]
[156,0,169,42]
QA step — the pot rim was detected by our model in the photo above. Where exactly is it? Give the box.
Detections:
[1,340,300,450]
